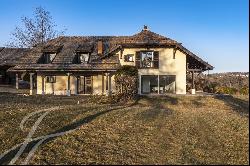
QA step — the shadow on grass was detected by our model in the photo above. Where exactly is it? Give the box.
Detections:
[190,96,204,107]
[133,95,177,121]
[134,95,179,107]
[0,105,128,164]
[214,95,249,117]
[0,92,92,106]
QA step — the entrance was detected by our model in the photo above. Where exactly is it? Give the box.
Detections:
[78,76,92,94]
[141,75,176,94]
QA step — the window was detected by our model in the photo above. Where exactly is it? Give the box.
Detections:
[124,54,134,62]
[74,53,89,64]
[141,52,153,67]
[141,75,176,94]
[135,51,159,68]
[46,76,56,83]
[38,53,56,64]
[159,75,176,94]
[79,53,89,63]
[141,75,158,94]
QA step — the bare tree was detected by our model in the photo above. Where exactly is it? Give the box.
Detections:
[6,7,66,48]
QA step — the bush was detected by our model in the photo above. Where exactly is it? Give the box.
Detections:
[203,82,220,93]
[216,87,238,95]
[114,65,138,101]
[115,65,138,76]
[240,86,249,95]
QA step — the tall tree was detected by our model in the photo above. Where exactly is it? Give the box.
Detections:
[7,7,66,48]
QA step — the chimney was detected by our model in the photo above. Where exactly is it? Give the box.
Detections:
[143,25,149,31]
[97,40,103,55]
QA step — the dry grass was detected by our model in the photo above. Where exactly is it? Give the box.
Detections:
[0,93,248,165]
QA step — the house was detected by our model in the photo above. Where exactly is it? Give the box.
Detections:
[0,47,30,86]
[8,26,213,95]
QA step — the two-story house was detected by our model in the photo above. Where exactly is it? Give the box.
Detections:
[8,26,213,95]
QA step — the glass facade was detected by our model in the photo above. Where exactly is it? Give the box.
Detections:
[141,75,176,94]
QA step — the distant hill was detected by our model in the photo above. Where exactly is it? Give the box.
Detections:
[187,72,249,94]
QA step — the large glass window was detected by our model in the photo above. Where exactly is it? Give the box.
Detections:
[159,75,176,94]
[141,75,176,94]
[141,75,158,94]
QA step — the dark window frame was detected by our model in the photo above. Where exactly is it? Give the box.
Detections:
[141,75,176,94]
[135,51,159,69]
[46,76,56,83]
[74,52,90,64]
[124,54,134,62]
[38,52,56,64]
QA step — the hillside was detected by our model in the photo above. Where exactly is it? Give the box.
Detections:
[187,72,249,94]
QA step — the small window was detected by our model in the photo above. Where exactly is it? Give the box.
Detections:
[74,53,89,64]
[79,53,89,63]
[124,54,134,62]
[38,53,56,64]
[46,76,56,83]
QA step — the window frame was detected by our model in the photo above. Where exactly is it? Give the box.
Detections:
[46,76,56,83]
[39,52,56,64]
[75,52,90,64]
[124,54,134,62]
[141,75,176,94]
[140,51,154,68]
[135,51,159,69]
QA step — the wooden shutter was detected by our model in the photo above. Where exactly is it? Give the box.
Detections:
[135,51,141,68]
[153,51,159,68]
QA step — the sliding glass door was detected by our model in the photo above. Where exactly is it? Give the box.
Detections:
[141,75,176,94]
[141,75,158,94]
[159,75,176,94]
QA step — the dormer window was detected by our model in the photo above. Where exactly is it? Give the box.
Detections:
[74,53,90,64]
[45,53,56,63]
[38,52,56,64]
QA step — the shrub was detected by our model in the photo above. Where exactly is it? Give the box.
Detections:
[240,86,249,95]
[114,65,138,101]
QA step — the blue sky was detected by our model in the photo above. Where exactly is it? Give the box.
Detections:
[0,0,249,73]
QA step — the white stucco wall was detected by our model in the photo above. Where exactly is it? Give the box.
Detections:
[36,47,186,95]
[118,48,187,94]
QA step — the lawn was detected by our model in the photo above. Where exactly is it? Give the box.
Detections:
[0,93,249,165]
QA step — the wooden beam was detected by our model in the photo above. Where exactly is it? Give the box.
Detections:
[29,73,34,95]
[173,46,177,59]
[66,73,71,96]
[187,68,203,72]
[16,73,19,89]
[41,75,45,95]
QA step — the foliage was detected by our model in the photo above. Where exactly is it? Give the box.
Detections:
[6,6,66,48]
[240,86,249,95]
[114,65,138,101]
[115,65,138,76]
[187,72,249,95]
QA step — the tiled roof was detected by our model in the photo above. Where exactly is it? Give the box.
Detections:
[7,27,214,72]
[0,47,30,66]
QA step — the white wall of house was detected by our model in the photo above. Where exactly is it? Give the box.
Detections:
[37,73,116,95]
[118,48,187,94]
[36,47,187,95]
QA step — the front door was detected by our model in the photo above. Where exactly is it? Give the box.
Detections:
[78,76,92,94]
[84,76,92,94]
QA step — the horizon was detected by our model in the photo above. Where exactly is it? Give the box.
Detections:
[0,0,249,73]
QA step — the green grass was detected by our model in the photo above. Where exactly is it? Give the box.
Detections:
[0,93,249,165]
